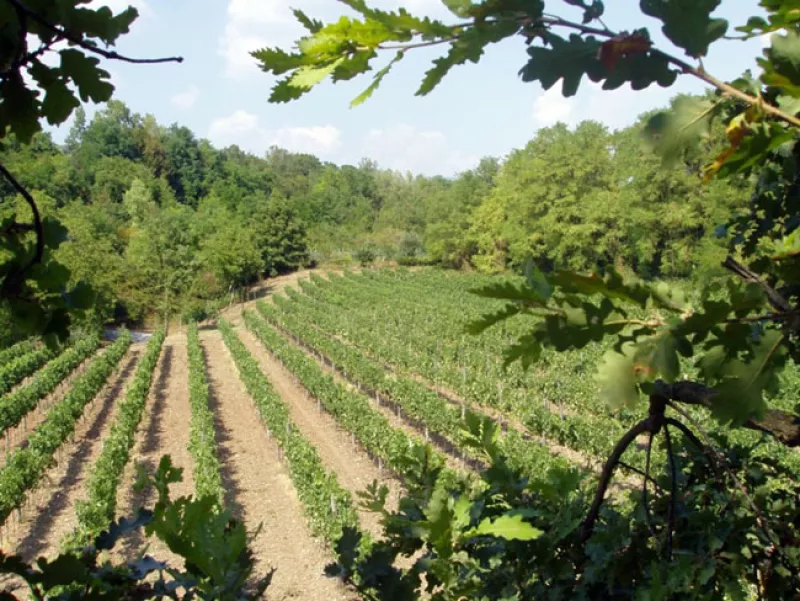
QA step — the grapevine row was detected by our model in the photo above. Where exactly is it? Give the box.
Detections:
[68,329,166,549]
[256,299,580,481]
[187,324,224,504]
[273,285,647,470]
[0,331,131,525]
[241,310,459,485]
[218,319,361,543]
[0,346,56,397]
[0,339,36,367]
[0,336,100,437]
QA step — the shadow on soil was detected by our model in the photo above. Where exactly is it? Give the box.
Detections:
[118,345,173,561]
[202,340,245,518]
[16,351,141,559]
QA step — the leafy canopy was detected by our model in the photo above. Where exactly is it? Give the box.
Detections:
[0,0,181,341]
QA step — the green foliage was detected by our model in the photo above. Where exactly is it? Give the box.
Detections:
[187,323,224,504]
[68,329,166,550]
[0,2,180,342]
[0,330,129,523]
[218,318,362,544]
[2,455,272,600]
[0,335,99,436]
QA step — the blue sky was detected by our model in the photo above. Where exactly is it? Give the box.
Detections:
[63,0,768,176]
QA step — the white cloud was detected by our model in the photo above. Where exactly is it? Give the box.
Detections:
[268,125,342,155]
[360,124,478,176]
[220,0,313,78]
[208,110,341,157]
[171,86,199,110]
[532,80,672,132]
[532,86,574,127]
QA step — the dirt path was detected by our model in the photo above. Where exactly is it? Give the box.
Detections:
[4,348,141,560]
[237,327,400,537]
[0,350,103,469]
[115,333,193,563]
[200,328,351,601]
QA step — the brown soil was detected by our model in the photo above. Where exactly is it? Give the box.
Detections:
[237,327,401,537]
[2,348,141,560]
[115,333,194,564]
[199,328,351,601]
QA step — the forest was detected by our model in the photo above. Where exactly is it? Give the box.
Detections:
[1,93,748,332]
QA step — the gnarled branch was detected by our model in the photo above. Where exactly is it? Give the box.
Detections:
[663,380,800,448]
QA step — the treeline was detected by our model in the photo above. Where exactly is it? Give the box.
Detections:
[0,95,748,325]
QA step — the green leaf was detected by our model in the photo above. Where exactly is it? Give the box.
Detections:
[0,73,41,143]
[520,33,603,96]
[634,331,680,381]
[418,20,518,96]
[551,269,651,306]
[350,52,403,107]
[640,0,728,58]
[442,0,474,18]
[269,77,310,103]
[643,96,717,164]
[293,9,324,33]
[469,280,550,304]
[464,514,543,541]
[760,30,800,96]
[251,47,308,76]
[465,304,521,335]
[711,330,788,424]
[596,345,640,409]
[715,122,796,178]
[289,58,346,90]
[59,49,114,103]
[41,79,80,125]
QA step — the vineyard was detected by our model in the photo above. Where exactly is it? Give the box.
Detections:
[1,268,798,598]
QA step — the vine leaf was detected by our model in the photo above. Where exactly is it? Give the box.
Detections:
[463,514,543,541]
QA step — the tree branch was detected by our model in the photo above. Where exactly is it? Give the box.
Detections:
[664,380,800,448]
[534,16,800,129]
[6,0,183,65]
[663,424,677,561]
[0,160,43,291]
[581,418,653,543]
[722,255,793,313]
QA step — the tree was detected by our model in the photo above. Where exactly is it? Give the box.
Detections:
[0,0,182,340]
[251,195,309,276]
[256,0,800,597]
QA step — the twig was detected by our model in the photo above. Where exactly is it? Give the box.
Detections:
[722,255,792,313]
[6,0,183,65]
[666,402,799,588]
[581,418,652,542]
[663,424,677,561]
[618,460,662,494]
[641,431,657,538]
[664,417,705,456]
